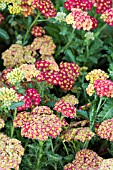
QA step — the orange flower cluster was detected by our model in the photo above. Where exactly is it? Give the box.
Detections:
[64,149,103,170]
[14,106,62,140]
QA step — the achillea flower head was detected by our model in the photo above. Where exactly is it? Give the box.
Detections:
[94,79,113,97]
[0,87,18,107]
[31,35,56,55]
[2,44,36,68]
[64,0,93,11]
[85,31,95,40]
[41,55,59,71]
[100,8,113,26]
[65,13,74,24]
[6,68,25,85]
[64,149,103,170]
[31,26,45,37]
[59,62,80,91]
[86,84,95,96]
[0,133,24,170]
[61,94,79,105]
[17,88,41,111]
[100,158,113,170]
[32,0,56,18]
[55,12,66,22]
[86,69,109,84]
[97,118,113,141]
[0,13,5,24]
[0,118,4,129]
[8,4,22,14]
[61,127,95,142]
[14,108,62,140]
[54,99,76,118]
[1,68,12,85]
[19,64,40,81]
[21,4,34,17]
[96,0,112,14]
[32,106,53,114]
[70,8,98,30]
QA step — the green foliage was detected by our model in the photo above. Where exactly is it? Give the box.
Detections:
[0,28,10,44]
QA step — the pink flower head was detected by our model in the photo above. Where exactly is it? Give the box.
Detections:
[54,99,76,118]
[32,0,56,18]
[94,79,113,97]
[101,8,113,26]
[97,118,113,141]
[96,0,112,14]
[31,26,45,37]
[64,0,93,11]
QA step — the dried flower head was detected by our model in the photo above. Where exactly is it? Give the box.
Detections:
[0,133,24,170]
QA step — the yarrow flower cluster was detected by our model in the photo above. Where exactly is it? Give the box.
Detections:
[64,149,103,170]
[6,68,25,85]
[94,79,113,98]
[100,158,113,170]
[64,0,93,11]
[19,64,40,82]
[61,94,79,105]
[84,31,95,40]
[86,69,109,84]
[31,35,56,56]
[2,44,36,68]
[65,8,98,30]
[0,133,24,170]
[0,87,18,107]
[54,98,77,118]
[97,118,113,141]
[86,69,109,96]
[31,26,45,37]
[14,106,62,140]
[101,8,113,26]
[17,88,41,111]
[55,12,66,22]
[95,0,112,14]
[1,68,12,85]
[32,0,56,18]
[61,127,95,142]
[35,60,80,90]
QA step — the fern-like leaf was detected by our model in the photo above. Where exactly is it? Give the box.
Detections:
[98,98,113,121]
[0,28,10,44]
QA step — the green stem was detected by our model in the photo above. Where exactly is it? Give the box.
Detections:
[55,28,75,57]
[36,140,44,170]
[95,24,108,37]
[83,140,89,149]
[63,141,69,156]
[23,12,41,45]
[11,108,17,138]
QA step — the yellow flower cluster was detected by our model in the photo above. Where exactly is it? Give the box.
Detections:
[19,64,40,81]
[61,94,79,105]
[6,68,25,85]
[86,69,109,96]
[65,13,74,24]
[86,69,109,84]
[0,133,24,170]
[0,87,18,107]
[0,118,4,130]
